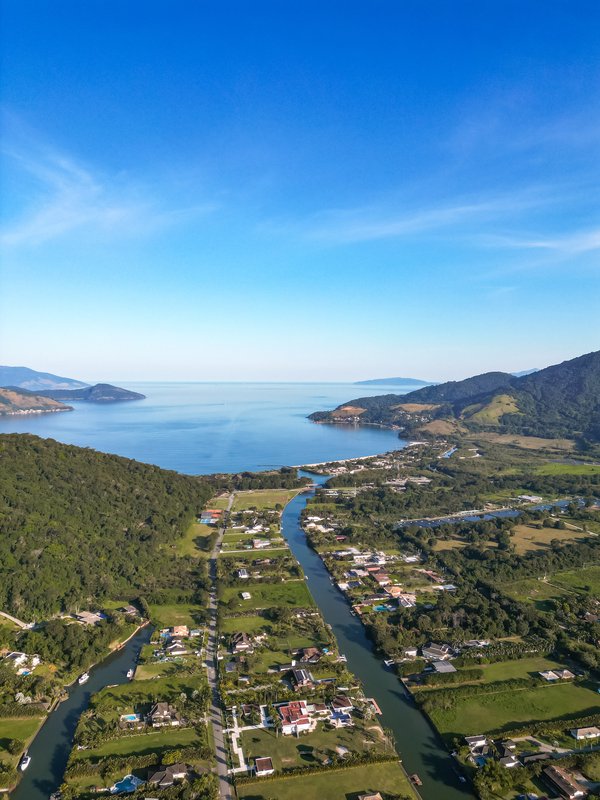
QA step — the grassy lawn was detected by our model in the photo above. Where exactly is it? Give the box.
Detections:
[240,719,388,772]
[551,565,600,595]
[74,726,201,760]
[233,489,302,511]
[501,577,570,610]
[219,615,271,635]
[208,495,232,509]
[134,660,183,680]
[510,523,592,553]
[0,716,45,769]
[220,547,289,559]
[147,602,204,627]
[93,673,206,708]
[236,759,417,800]
[427,681,600,742]
[220,582,315,612]
[174,521,214,557]
[477,657,568,682]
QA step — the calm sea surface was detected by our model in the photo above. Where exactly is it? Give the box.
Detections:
[0,382,408,474]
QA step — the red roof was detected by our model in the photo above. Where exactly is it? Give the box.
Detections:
[279,701,308,724]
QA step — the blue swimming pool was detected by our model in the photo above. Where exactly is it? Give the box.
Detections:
[111,774,143,794]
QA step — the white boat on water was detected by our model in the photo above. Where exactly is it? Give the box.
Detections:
[19,752,31,771]
[383,658,396,667]
[126,668,134,680]
[78,672,90,685]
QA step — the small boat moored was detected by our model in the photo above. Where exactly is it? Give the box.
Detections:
[126,668,134,680]
[410,773,423,786]
[19,751,31,771]
[383,658,396,667]
[78,672,90,685]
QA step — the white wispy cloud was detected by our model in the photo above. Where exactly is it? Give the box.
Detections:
[484,228,600,257]
[0,117,217,248]
[270,188,551,246]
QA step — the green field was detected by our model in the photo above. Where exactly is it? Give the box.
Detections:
[476,657,570,683]
[501,577,571,610]
[220,581,315,612]
[233,489,302,511]
[427,681,600,742]
[219,614,271,635]
[236,759,417,800]
[239,718,388,772]
[219,546,289,560]
[0,715,45,770]
[551,565,600,595]
[174,521,214,557]
[147,602,203,627]
[535,463,600,475]
[510,522,592,553]
[73,726,201,760]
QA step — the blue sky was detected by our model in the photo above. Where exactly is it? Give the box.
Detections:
[1,0,599,382]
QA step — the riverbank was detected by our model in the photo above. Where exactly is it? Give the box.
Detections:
[281,474,474,800]
[9,625,152,800]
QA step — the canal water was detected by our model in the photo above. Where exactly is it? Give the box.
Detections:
[10,625,152,800]
[282,474,474,800]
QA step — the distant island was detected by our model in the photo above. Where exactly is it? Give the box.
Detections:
[36,383,145,403]
[355,376,434,386]
[0,366,145,416]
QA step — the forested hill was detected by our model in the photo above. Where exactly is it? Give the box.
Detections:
[0,434,213,620]
[310,350,600,442]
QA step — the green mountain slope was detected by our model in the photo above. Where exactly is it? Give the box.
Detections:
[0,434,213,620]
[310,350,600,442]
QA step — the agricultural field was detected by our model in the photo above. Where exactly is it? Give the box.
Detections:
[236,760,417,800]
[427,681,600,743]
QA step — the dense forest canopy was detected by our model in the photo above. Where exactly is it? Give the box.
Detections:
[0,434,213,620]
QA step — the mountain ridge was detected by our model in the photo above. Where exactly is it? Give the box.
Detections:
[0,365,89,391]
[310,350,600,443]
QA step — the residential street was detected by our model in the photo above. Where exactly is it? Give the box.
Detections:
[206,493,236,800]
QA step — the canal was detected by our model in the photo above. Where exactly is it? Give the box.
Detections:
[282,473,475,800]
[10,625,153,800]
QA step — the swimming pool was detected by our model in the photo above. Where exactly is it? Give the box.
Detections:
[119,713,140,722]
[111,774,144,794]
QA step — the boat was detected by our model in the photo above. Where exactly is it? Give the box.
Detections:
[78,672,90,685]
[410,774,422,786]
[19,751,31,771]
[126,668,134,680]
[383,658,396,667]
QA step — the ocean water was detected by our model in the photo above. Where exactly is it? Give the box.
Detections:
[0,382,410,474]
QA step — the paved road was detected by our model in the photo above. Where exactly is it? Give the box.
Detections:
[0,609,29,628]
[206,494,236,800]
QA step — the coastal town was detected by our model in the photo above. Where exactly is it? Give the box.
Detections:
[1,428,600,800]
